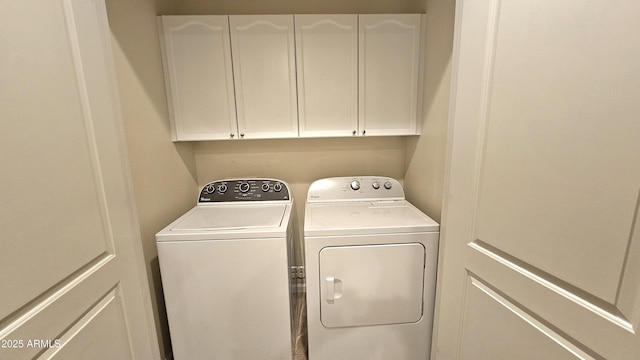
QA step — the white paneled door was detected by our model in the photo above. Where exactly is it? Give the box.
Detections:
[434,0,640,359]
[0,0,159,359]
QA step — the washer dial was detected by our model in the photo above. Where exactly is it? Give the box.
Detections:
[239,182,251,193]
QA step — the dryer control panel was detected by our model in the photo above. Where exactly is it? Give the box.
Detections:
[307,176,404,202]
[199,179,290,203]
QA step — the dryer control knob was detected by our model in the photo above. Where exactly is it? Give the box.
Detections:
[261,183,270,192]
[218,184,228,193]
[372,181,380,189]
[384,181,393,190]
[350,180,361,191]
[239,182,251,193]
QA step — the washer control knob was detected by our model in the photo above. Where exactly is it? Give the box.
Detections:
[261,183,270,192]
[350,180,361,191]
[239,182,251,193]
[273,182,283,192]
[218,184,228,193]
[372,181,380,190]
[384,181,393,190]
[204,184,215,194]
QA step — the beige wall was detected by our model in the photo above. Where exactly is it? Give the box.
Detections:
[194,137,407,261]
[106,0,197,357]
[404,0,456,222]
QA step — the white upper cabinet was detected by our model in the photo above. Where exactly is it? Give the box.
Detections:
[295,15,358,137]
[230,15,299,139]
[159,16,237,141]
[359,14,423,136]
[158,14,424,141]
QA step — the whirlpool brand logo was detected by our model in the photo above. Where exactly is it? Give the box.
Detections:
[200,197,211,201]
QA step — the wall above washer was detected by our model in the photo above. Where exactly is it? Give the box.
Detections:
[194,136,406,195]
[194,136,407,263]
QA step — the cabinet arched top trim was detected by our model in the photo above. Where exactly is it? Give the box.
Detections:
[364,19,419,32]
[299,19,354,31]
[235,20,289,32]
[168,21,223,33]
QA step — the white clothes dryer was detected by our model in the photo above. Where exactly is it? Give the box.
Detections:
[304,176,439,360]
[156,179,295,360]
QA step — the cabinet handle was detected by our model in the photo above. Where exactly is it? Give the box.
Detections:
[352,130,357,135]
[230,133,235,138]
[240,133,245,138]
[362,130,366,135]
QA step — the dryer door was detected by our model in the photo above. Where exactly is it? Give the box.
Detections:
[319,243,425,328]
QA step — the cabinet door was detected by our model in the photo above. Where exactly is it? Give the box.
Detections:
[359,14,422,136]
[159,16,237,141]
[230,15,299,139]
[295,15,358,138]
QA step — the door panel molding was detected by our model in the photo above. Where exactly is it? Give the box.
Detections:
[617,189,640,329]
[63,0,117,256]
[461,273,598,359]
[0,255,115,360]
[466,241,640,358]
[40,288,132,359]
[469,240,633,332]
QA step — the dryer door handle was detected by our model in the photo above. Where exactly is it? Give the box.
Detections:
[325,276,343,302]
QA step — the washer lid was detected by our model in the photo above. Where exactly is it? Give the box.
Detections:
[171,204,287,231]
[156,203,290,241]
[304,201,439,236]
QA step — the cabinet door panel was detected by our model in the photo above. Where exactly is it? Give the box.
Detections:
[359,14,421,136]
[230,15,298,139]
[296,15,358,138]
[159,16,237,141]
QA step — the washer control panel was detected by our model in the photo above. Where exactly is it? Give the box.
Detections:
[307,176,404,202]
[199,179,290,203]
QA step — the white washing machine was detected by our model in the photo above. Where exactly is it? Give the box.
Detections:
[156,179,296,360]
[304,176,439,360]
